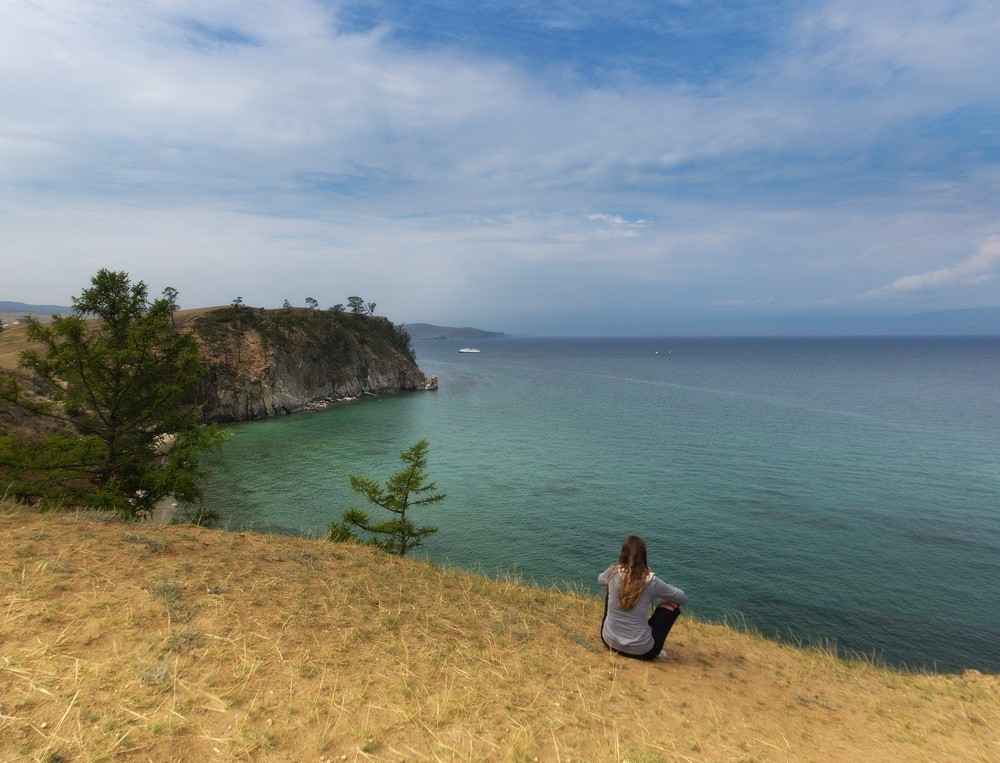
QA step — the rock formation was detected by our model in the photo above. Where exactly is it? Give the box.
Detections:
[191,306,429,423]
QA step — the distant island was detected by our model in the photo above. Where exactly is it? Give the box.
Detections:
[404,323,506,340]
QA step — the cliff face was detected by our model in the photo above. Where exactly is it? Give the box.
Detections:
[191,307,429,423]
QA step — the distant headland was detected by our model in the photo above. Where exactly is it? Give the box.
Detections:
[404,322,506,340]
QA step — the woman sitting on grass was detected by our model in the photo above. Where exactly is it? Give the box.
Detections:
[599,535,688,660]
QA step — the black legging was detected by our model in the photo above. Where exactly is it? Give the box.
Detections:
[601,590,682,661]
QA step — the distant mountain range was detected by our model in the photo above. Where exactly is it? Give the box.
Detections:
[666,307,1000,336]
[0,300,73,315]
[403,323,506,340]
[0,301,74,324]
[405,309,1000,337]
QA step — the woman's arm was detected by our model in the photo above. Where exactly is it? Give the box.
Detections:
[651,577,688,606]
[598,566,613,586]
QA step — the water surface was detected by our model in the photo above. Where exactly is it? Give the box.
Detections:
[203,336,1000,672]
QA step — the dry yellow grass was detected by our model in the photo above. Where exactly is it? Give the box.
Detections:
[0,321,34,373]
[0,307,223,373]
[1,504,998,762]
[0,307,228,439]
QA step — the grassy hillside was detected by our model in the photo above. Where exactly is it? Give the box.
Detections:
[2,505,997,762]
[0,308,218,377]
[0,320,34,373]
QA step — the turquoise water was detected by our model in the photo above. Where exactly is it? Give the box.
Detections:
[202,337,1000,673]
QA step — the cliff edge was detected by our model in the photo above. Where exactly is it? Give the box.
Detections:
[189,306,429,423]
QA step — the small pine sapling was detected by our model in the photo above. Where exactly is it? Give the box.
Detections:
[327,439,444,556]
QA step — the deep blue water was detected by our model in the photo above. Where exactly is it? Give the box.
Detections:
[202,336,1000,673]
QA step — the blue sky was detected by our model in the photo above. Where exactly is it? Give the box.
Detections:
[2,0,998,334]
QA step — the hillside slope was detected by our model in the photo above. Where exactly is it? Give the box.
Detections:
[2,507,997,762]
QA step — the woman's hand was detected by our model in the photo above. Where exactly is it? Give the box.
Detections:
[657,601,679,612]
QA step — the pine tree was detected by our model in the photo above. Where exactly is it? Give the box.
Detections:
[327,439,444,555]
[16,269,221,516]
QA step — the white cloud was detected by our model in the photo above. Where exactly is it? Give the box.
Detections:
[709,297,777,307]
[860,237,1000,299]
[587,213,648,239]
[790,0,1000,94]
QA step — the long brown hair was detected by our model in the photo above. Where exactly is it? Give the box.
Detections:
[616,535,651,610]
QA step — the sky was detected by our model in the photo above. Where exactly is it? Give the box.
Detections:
[2,0,999,335]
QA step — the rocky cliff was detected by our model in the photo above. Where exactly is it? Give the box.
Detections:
[191,306,432,423]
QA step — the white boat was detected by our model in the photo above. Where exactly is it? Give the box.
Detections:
[458,347,483,353]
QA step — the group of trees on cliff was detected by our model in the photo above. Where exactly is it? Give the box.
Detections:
[214,293,383,315]
[263,296,377,316]
[200,294,415,367]
[2,269,440,551]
